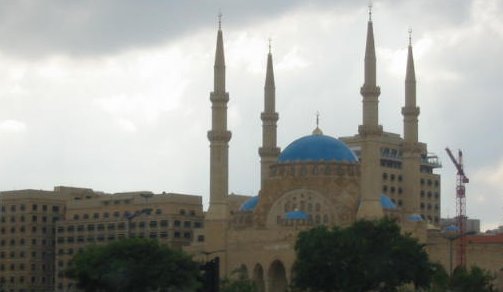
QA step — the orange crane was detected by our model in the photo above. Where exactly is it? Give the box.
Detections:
[445,147,469,268]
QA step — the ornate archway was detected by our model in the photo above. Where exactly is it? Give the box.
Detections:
[267,260,287,292]
[252,263,265,292]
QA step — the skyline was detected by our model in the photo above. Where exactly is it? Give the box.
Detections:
[0,0,501,230]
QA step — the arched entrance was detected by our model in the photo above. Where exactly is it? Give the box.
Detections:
[267,260,287,292]
[252,263,265,292]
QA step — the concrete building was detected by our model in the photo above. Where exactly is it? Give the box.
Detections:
[0,187,203,292]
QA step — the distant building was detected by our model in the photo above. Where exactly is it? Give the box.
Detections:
[440,217,481,234]
[0,187,203,292]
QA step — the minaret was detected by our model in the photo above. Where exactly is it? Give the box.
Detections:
[207,15,231,219]
[259,40,280,188]
[357,5,384,219]
[401,30,422,216]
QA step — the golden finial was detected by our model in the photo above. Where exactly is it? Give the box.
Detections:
[218,11,222,30]
[368,1,373,21]
[408,27,412,46]
[312,111,323,135]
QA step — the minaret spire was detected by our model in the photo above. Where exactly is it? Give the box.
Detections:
[357,5,383,220]
[403,28,419,143]
[401,30,421,216]
[207,14,231,219]
[259,40,280,188]
[360,3,381,130]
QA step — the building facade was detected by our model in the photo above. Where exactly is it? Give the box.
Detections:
[194,11,440,292]
[0,187,203,292]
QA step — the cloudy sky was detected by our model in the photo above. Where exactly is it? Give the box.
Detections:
[0,0,501,231]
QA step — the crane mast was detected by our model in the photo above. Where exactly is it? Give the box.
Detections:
[445,147,469,268]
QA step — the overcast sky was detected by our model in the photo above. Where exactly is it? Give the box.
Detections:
[0,0,501,231]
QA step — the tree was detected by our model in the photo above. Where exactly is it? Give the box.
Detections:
[66,238,200,292]
[220,266,257,292]
[449,265,495,292]
[292,218,434,292]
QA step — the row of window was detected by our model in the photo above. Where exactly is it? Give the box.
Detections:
[70,208,198,221]
[382,186,403,195]
[1,215,59,224]
[0,250,51,259]
[420,203,440,210]
[0,225,52,235]
[420,191,440,199]
[420,178,440,187]
[56,231,191,245]
[0,263,49,272]
[382,173,403,181]
[382,173,440,187]
[1,204,60,213]
[57,220,202,233]
[0,275,48,285]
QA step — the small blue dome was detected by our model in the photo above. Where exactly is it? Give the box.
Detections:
[284,210,309,220]
[239,196,259,212]
[278,134,357,163]
[380,194,397,209]
[408,214,424,222]
[444,225,460,232]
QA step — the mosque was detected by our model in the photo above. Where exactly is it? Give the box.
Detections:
[188,9,445,292]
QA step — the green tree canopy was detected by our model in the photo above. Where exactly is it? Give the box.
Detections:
[66,238,200,292]
[293,218,433,292]
[449,265,495,292]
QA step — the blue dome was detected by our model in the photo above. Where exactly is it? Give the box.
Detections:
[239,196,259,212]
[408,214,424,222]
[278,134,357,163]
[284,210,309,220]
[444,225,460,232]
[380,194,397,209]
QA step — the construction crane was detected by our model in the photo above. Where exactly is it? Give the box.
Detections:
[445,147,469,268]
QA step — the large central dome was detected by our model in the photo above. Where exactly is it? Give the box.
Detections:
[278,132,357,163]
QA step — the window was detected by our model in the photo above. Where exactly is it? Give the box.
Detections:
[194,222,203,228]
[42,205,47,211]
[83,214,89,219]
[174,232,180,238]
[52,206,60,212]
[150,221,157,227]
[10,205,16,212]
[32,215,37,222]
[73,214,79,220]
[155,209,162,215]
[197,235,204,242]
[113,211,120,218]
[32,204,38,211]
[189,210,196,216]
[174,220,181,227]
[179,209,186,215]
[67,226,74,232]
[20,204,25,211]
[93,213,99,219]
[184,221,191,228]
[103,212,109,218]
